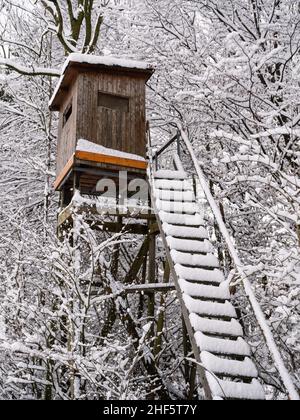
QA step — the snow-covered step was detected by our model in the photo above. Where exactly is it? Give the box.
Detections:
[183,295,237,319]
[175,265,224,285]
[151,158,265,400]
[201,351,258,379]
[160,212,205,226]
[155,170,188,180]
[172,250,220,268]
[155,189,195,202]
[156,200,198,214]
[163,224,208,239]
[206,375,265,400]
[154,179,193,191]
[195,332,251,357]
[167,237,214,254]
[190,314,243,337]
[179,279,231,301]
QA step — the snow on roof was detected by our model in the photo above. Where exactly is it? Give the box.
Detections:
[63,53,155,73]
[49,53,155,110]
[76,139,146,162]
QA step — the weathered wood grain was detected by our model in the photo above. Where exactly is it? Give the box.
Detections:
[53,64,152,186]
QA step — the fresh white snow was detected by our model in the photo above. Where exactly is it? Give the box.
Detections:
[206,374,265,400]
[159,211,204,226]
[171,250,220,269]
[156,200,198,214]
[76,139,146,162]
[162,223,208,239]
[155,189,195,202]
[175,264,224,284]
[166,237,213,254]
[201,351,258,378]
[189,313,243,337]
[183,294,237,318]
[179,278,231,300]
[63,53,154,73]
[195,332,251,357]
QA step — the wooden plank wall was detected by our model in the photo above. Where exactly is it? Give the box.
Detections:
[56,77,78,175]
[76,71,147,159]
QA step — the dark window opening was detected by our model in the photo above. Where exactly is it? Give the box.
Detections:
[63,103,73,126]
[98,92,129,112]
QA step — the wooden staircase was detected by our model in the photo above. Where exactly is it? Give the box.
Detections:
[150,166,265,400]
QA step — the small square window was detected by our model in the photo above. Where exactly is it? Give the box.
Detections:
[63,103,73,126]
[98,92,129,112]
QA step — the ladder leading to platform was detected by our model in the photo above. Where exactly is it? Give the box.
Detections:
[148,127,299,401]
[151,168,265,400]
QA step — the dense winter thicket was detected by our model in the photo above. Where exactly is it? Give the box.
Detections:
[0,0,299,400]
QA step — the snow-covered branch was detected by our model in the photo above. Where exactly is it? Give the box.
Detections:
[0,58,60,77]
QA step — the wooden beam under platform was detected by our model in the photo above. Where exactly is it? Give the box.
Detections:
[97,222,149,236]
[58,201,156,228]
[91,283,176,295]
[124,283,176,294]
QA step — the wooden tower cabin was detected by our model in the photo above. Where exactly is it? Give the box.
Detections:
[49,55,274,401]
[50,54,154,206]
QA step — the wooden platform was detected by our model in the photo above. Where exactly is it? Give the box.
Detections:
[59,200,154,223]
[54,150,148,192]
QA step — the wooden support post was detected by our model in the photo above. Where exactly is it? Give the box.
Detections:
[95,222,149,236]
[60,186,73,209]
[111,215,122,278]
[100,299,117,341]
[69,210,82,399]
[188,365,197,400]
[138,257,148,319]
[182,316,197,399]
[57,185,74,240]
[125,236,150,284]
[112,180,126,278]
[73,170,80,192]
[154,260,170,359]
[147,221,157,391]
[147,240,156,313]
[182,317,191,386]
[192,175,197,198]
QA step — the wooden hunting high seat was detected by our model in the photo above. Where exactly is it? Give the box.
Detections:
[49,53,154,205]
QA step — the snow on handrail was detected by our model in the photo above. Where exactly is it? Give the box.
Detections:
[177,125,299,401]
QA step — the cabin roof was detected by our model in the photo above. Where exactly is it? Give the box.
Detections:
[49,53,155,111]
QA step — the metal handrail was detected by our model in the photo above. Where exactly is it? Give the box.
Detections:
[152,133,179,160]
